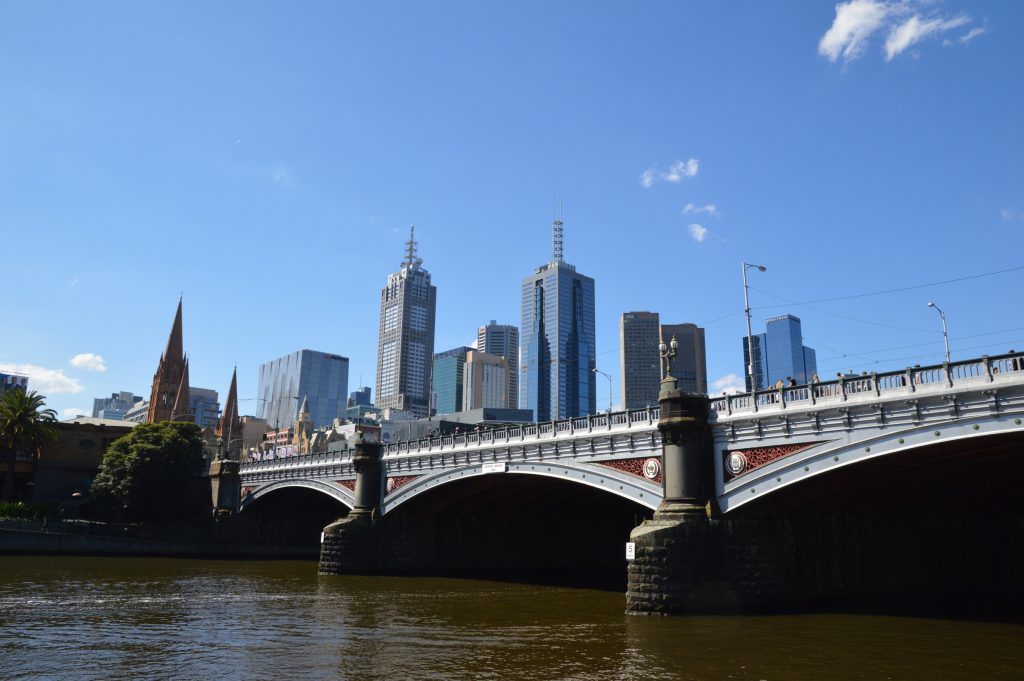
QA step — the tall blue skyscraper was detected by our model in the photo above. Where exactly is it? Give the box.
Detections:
[257,349,350,430]
[741,314,817,390]
[520,213,596,421]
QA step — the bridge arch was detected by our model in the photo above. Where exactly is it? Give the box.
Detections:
[719,412,1024,514]
[382,460,661,515]
[240,478,355,513]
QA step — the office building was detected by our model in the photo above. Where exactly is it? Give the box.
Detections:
[476,321,519,408]
[91,391,143,420]
[661,322,708,394]
[520,212,596,420]
[741,314,818,390]
[257,349,350,430]
[189,387,220,430]
[432,346,472,415]
[375,225,437,418]
[349,387,372,407]
[464,350,510,411]
[620,312,661,409]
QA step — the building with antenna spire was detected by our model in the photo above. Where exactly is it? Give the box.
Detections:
[520,206,596,421]
[375,224,437,418]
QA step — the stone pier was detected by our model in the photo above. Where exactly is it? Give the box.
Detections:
[318,432,384,575]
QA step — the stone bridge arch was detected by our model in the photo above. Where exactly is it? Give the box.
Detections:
[381,460,661,515]
[717,412,1024,514]
[240,478,355,513]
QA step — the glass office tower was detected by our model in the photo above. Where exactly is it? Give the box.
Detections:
[257,349,350,430]
[741,314,817,389]
[520,215,596,421]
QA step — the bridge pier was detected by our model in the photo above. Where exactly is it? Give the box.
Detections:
[318,432,384,575]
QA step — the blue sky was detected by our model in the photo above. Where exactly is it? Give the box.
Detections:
[2,1,1022,418]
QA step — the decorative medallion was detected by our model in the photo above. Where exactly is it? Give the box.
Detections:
[339,479,356,491]
[597,457,662,484]
[726,452,747,476]
[386,476,418,495]
[722,442,820,480]
[642,458,661,480]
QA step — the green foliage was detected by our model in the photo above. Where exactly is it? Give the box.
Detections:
[0,389,59,502]
[91,421,205,523]
[0,500,59,520]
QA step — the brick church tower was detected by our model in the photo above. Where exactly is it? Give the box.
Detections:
[147,298,192,423]
[215,367,242,456]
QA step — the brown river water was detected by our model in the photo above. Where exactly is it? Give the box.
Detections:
[0,556,1021,680]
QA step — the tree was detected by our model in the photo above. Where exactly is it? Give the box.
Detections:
[91,421,205,523]
[0,390,58,502]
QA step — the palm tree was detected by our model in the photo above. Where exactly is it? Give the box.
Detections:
[0,390,58,502]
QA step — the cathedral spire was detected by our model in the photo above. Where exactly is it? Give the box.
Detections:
[171,357,192,422]
[147,298,189,423]
[164,296,184,362]
[217,366,241,453]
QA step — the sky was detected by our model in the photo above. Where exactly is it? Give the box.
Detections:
[2,1,1022,419]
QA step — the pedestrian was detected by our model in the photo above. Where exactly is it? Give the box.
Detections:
[786,377,796,387]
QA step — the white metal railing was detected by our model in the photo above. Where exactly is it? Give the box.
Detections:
[709,353,1024,417]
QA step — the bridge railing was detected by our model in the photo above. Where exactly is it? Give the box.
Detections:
[379,405,661,458]
[709,352,1024,418]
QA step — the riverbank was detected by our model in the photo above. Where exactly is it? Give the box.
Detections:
[0,520,316,559]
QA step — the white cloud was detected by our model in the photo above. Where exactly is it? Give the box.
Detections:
[640,159,699,188]
[885,14,969,60]
[0,363,84,394]
[945,26,985,46]
[69,353,107,372]
[1001,209,1023,222]
[70,277,80,287]
[62,407,88,419]
[663,159,699,183]
[683,203,718,216]
[819,1,980,63]
[688,223,708,242]
[272,165,292,186]
[713,373,746,395]
[819,0,892,63]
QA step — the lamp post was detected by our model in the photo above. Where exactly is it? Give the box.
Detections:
[593,368,613,414]
[742,261,768,392]
[927,302,951,364]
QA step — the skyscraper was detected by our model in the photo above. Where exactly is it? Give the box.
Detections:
[375,226,437,418]
[661,322,708,394]
[620,312,661,409]
[257,350,350,430]
[464,349,510,411]
[741,314,818,389]
[431,346,473,415]
[520,212,596,421]
[476,320,519,408]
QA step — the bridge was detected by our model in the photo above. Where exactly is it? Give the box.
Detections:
[239,352,1024,518]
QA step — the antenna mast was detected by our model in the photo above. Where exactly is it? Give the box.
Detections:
[403,224,418,268]
[552,196,564,264]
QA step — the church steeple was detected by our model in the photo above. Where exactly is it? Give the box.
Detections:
[147,298,190,423]
[171,357,192,422]
[217,366,242,456]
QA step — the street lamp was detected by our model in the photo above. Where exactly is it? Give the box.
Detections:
[927,302,951,364]
[592,368,613,414]
[742,261,768,392]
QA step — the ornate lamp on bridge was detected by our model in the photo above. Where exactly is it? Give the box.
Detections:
[652,334,710,518]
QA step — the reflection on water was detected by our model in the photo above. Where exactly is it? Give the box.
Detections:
[0,556,1021,680]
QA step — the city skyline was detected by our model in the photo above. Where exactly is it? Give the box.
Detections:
[3,2,1022,418]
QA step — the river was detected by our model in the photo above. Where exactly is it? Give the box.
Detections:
[0,556,1020,680]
